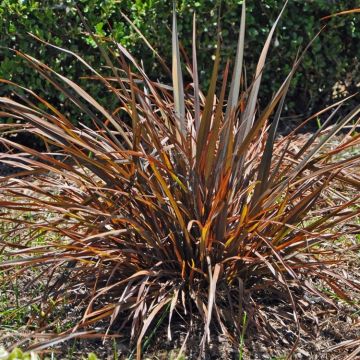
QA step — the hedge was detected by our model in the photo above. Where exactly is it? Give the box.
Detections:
[1,0,359,125]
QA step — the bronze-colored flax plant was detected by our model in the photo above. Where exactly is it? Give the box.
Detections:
[0,2,359,358]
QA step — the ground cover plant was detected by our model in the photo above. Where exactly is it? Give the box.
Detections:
[0,1,360,358]
[0,347,99,360]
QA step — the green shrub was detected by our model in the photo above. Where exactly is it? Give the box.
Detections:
[1,0,359,124]
[0,2,359,359]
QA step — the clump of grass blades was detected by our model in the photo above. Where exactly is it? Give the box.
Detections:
[0,2,360,358]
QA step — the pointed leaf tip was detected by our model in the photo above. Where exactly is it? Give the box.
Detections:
[172,3,186,137]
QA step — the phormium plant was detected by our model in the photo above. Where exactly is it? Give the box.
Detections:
[0,1,359,358]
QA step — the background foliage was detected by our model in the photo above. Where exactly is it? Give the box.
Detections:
[1,0,359,125]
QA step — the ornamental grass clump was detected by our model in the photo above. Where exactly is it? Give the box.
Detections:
[0,2,359,358]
